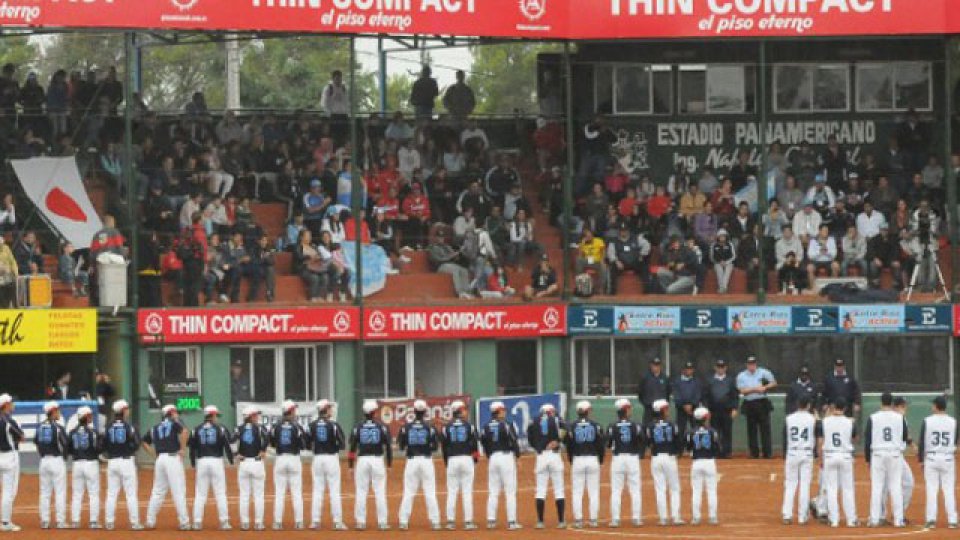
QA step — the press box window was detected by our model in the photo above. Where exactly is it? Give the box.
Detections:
[362,342,462,399]
[774,64,850,113]
[572,338,657,398]
[679,64,756,114]
[230,345,333,404]
[148,347,200,409]
[856,62,932,112]
[594,63,671,115]
[860,336,950,393]
[496,340,539,396]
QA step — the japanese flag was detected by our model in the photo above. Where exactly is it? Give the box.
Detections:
[11,157,103,248]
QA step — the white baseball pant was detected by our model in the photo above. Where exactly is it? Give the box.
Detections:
[399,456,441,526]
[824,455,857,527]
[870,453,904,525]
[446,456,475,524]
[311,454,343,526]
[534,452,565,500]
[0,451,18,525]
[690,459,718,522]
[924,455,957,525]
[274,454,304,526]
[782,454,813,521]
[354,456,388,527]
[104,457,139,526]
[650,454,681,522]
[193,457,229,525]
[38,456,67,525]
[571,456,600,522]
[71,460,100,525]
[487,452,518,523]
[610,454,641,523]
[881,455,915,517]
[237,458,266,527]
[146,453,189,526]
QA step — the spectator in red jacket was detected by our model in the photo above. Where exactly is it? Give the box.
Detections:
[343,210,372,244]
[604,163,628,202]
[401,182,431,249]
[533,117,564,171]
[646,185,672,220]
[618,186,638,218]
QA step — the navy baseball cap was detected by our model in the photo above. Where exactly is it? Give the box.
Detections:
[683,361,694,370]
[715,359,726,367]
[746,355,757,363]
[650,357,662,365]
[799,366,810,374]
[834,358,845,366]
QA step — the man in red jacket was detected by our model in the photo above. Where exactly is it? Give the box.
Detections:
[401,182,431,249]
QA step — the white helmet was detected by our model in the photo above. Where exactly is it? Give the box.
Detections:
[489,401,506,413]
[76,406,93,418]
[693,407,710,421]
[111,399,129,413]
[161,404,177,416]
[614,398,632,411]
[413,400,428,413]
[450,400,466,412]
[203,405,220,417]
[242,405,260,419]
[652,399,669,412]
[0,393,12,407]
[540,403,556,414]
[43,401,60,414]
[316,399,331,412]
[576,400,592,413]
[362,399,379,414]
[281,400,298,414]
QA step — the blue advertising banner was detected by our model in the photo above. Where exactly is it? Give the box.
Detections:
[791,306,839,333]
[680,307,727,335]
[613,307,681,335]
[838,305,905,333]
[476,393,566,450]
[727,306,792,335]
[904,305,952,333]
[568,306,614,335]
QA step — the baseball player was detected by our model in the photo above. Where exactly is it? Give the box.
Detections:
[234,405,269,531]
[35,401,69,529]
[646,399,683,526]
[398,399,442,530]
[103,399,142,531]
[308,399,347,531]
[528,402,566,529]
[821,398,859,528]
[270,400,309,530]
[480,401,521,530]
[566,400,604,529]
[866,392,908,527]
[68,406,101,529]
[440,400,479,530]
[880,397,915,522]
[142,404,191,530]
[349,399,392,531]
[189,405,233,530]
[782,396,819,525]
[607,398,643,528]
[687,408,720,525]
[919,396,958,529]
[0,394,23,533]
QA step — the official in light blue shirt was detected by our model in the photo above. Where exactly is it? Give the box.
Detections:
[736,355,777,459]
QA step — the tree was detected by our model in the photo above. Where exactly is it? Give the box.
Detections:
[384,74,413,113]
[40,33,124,80]
[468,42,561,115]
[0,35,39,74]
[141,40,225,111]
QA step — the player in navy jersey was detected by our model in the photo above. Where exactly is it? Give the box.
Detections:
[687,407,721,525]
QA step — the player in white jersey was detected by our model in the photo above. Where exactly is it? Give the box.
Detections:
[782,396,820,525]
[820,398,859,528]
[919,396,958,529]
[880,397,915,523]
[865,392,908,527]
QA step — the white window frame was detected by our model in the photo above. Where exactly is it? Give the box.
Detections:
[855,61,933,113]
[147,347,201,410]
[232,344,334,404]
[363,341,464,399]
[593,63,671,116]
[773,63,851,114]
[678,63,751,115]
[496,338,543,396]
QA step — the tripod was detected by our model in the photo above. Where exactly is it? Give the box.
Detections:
[905,245,950,302]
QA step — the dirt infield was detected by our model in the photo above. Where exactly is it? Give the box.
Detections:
[9,455,960,539]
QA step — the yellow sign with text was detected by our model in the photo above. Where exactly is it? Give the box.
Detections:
[0,309,97,353]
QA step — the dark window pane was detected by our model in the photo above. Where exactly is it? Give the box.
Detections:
[252,348,276,403]
[668,338,757,383]
[573,339,611,396]
[861,336,949,393]
[387,344,407,398]
[614,339,660,396]
[497,340,538,395]
[283,347,307,402]
[764,337,855,387]
[362,345,386,398]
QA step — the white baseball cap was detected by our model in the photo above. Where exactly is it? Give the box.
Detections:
[161,404,177,416]
[576,400,592,413]
[282,400,298,413]
[450,400,466,412]
[540,403,556,414]
[652,399,669,412]
[413,400,428,412]
[242,405,260,418]
[362,399,378,414]
[112,399,129,413]
[316,399,331,412]
[489,401,506,413]
[43,401,59,414]
[77,406,93,418]
[614,398,632,411]
[0,393,12,406]
[694,407,710,421]
[203,405,220,416]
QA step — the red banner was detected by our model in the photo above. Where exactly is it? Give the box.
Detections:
[1,0,956,39]
[953,305,960,337]
[363,304,566,340]
[137,307,359,344]
[376,394,470,437]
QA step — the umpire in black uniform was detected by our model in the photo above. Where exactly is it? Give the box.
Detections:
[704,359,738,459]
[637,357,671,425]
[821,358,861,417]
[784,366,820,414]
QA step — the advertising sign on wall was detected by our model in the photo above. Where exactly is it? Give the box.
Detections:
[138,307,359,344]
[838,305,905,333]
[680,307,727,335]
[727,306,792,335]
[376,395,471,437]
[0,309,96,354]
[363,305,565,341]
[791,306,839,333]
[613,306,681,335]
[568,306,614,335]
[904,305,951,333]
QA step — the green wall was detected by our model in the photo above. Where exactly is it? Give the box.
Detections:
[334,342,358,429]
